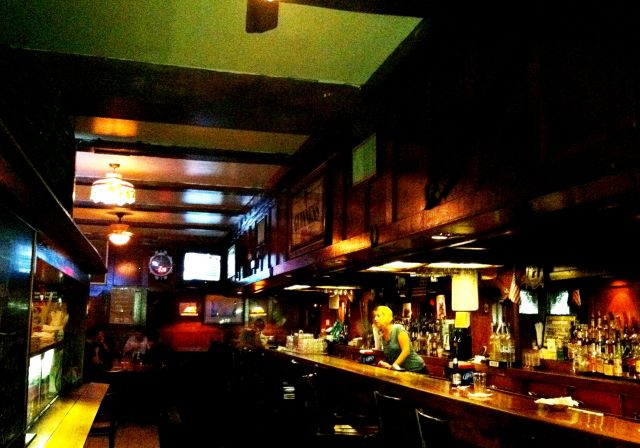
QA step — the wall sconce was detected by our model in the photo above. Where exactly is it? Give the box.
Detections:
[451,270,479,311]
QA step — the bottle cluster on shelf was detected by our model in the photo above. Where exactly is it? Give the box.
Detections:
[488,321,516,366]
[406,317,445,357]
[570,311,638,379]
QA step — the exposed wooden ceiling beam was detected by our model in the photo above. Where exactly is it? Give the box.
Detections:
[75,218,233,232]
[18,50,366,134]
[73,200,246,215]
[279,0,428,17]
[74,177,265,195]
[75,139,293,166]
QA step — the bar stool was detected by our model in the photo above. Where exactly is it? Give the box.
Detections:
[88,390,122,448]
[415,408,452,448]
[373,390,422,447]
[299,372,379,447]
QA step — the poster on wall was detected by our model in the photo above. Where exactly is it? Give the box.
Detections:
[289,174,325,255]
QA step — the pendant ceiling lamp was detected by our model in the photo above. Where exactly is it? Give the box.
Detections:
[91,163,135,206]
[451,269,479,311]
[246,0,278,33]
[108,212,133,246]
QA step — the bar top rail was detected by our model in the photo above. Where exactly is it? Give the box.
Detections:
[266,348,640,447]
[28,382,109,448]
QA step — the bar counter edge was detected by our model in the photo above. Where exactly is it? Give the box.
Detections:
[265,348,640,448]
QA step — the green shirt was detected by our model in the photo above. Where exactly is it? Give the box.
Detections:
[382,324,426,373]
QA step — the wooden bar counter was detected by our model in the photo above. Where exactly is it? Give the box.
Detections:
[265,348,640,448]
[28,382,109,448]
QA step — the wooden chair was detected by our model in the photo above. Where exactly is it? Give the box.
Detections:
[88,390,122,448]
[373,390,422,447]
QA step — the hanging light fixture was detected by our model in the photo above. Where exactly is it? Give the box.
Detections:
[451,269,479,311]
[91,163,135,206]
[246,0,279,33]
[108,212,133,246]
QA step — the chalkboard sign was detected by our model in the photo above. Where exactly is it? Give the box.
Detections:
[543,315,576,344]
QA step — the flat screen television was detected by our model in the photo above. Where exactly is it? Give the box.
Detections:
[182,252,221,282]
[227,245,236,280]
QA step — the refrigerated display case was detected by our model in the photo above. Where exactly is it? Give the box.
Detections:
[0,211,33,448]
[26,257,78,428]
[27,346,63,424]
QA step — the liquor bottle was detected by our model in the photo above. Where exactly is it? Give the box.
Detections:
[504,323,515,366]
[488,323,498,360]
[451,357,461,387]
[490,322,503,366]
[603,349,614,377]
[614,341,623,377]
[430,330,439,357]
[499,321,508,363]
[451,329,460,360]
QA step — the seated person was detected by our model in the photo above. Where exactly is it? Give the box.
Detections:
[84,327,114,380]
[238,318,268,349]
[123,326,151,359]
[145,328,171,367]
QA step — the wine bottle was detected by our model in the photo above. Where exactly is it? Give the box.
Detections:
[451,357,461,387]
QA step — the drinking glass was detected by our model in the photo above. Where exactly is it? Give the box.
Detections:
[473,372,486,393]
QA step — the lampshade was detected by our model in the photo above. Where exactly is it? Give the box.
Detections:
[451,270,479,311]
[108,213,133,245]
[91,163,135,206]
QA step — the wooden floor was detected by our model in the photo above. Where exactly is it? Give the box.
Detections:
[83,421,160,448]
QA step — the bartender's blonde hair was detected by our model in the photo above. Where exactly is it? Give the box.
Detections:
[373,305,394,325]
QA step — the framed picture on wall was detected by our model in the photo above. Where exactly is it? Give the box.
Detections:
[204,295,244,324]
[178,301,199,317]
[289,173,325,256]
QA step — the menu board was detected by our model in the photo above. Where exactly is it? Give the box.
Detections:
[543,315,576,344]
[109,287,147,325]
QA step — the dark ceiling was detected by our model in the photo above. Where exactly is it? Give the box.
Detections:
[0,0,435,249]
[2,0,635,272]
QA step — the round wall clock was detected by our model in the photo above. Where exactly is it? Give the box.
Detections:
[149,250,173,279]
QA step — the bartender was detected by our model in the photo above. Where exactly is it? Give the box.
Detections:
[373,305,426,373]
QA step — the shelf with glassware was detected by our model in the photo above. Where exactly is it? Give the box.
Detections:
[27,258,73,428]
[27,345,64,425]
[30,291,68,354]
[28,290,69,427]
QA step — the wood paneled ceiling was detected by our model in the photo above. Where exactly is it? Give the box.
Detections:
[0,0,427,248]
